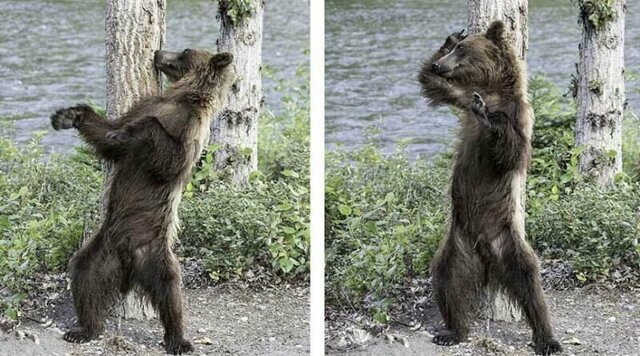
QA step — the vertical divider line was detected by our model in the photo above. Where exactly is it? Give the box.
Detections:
[309,0,325,355]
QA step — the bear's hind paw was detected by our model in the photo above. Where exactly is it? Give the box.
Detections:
[63,329,96,343]
[533,338,563,355]
[164,338,194,355]
[433,331,464,346]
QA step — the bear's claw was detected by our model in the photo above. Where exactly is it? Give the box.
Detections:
[534,338,563,355]
[63,329,95,343]
[443,30,467,53]
[105,130,129,143]
[433,331,463,346]
[164,338,194,355]
[471,92,491,127]
[50,105,90,131]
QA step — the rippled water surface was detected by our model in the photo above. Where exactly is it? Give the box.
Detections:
[0,0,309,152]
[326,0,640,158]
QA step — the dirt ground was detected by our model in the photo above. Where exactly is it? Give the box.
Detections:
[326,288,640,356]
[0,284,309,355]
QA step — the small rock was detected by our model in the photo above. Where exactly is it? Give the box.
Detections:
[26,333,40,345]
[256,305,267,311]
[565,329,575,334]
[15,331,25,340]
[197,328,207,334]
[399,336,409,348]
[562,337,581,345]
[622,304,634,311]
[193,337,213,345]
[239,316,248,322]
[268,337,276,342]
[386,334,394,344]
[352,328,371,345]
[607,316,616,322]
[336,336,349,348]
[51,327,65,335]
[419,330,434,338]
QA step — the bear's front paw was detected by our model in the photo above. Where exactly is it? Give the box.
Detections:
[432,330,464,346]
[471,92,491,127]
[50,105,90,130]
[442,29,467,53]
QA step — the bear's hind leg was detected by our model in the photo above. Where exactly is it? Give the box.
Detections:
[430,233,481,346]
[498,232,562,355]
[135,250,192,355]
[64,242,123,343]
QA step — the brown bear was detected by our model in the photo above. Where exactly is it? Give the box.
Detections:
[50,49,234,355]
[418,21,562,355]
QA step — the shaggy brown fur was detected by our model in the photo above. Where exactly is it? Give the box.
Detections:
[50,49,234,355]
[418,21,562,355]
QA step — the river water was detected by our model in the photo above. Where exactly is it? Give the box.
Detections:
[0,0,309,152]
[326,0,640,158]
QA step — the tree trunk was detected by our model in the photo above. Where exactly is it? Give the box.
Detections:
[468,0,528,61]
[575,1,625,187]
[467,0,529,322]
[105,0,166,320]
[214,0,264,184]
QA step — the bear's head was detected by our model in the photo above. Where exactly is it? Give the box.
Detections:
[154,49,235,92]
[431,21,512,86]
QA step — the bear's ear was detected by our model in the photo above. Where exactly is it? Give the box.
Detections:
[210,52,234,68]
[485,20,506,44]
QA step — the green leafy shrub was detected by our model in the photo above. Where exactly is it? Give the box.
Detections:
[179,67,310,281]
[0,135,102,317]
[528,183,640,282]
[325,143,448,306]
[525,76,640,281]
[622,112,640,181]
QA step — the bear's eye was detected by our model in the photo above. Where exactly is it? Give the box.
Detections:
[457,45,465,53]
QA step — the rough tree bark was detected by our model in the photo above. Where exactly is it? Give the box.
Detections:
[467,0,529,322]
[214,0,264,184]
[468,0,528,61]
[105,0,166,320]
[575,0,625,187]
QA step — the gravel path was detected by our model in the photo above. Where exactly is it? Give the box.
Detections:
[327,288,640,356]
[0,284,309,355]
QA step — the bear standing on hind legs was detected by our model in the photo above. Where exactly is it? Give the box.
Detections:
[50,49,235,355]
[418,21,562,355]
